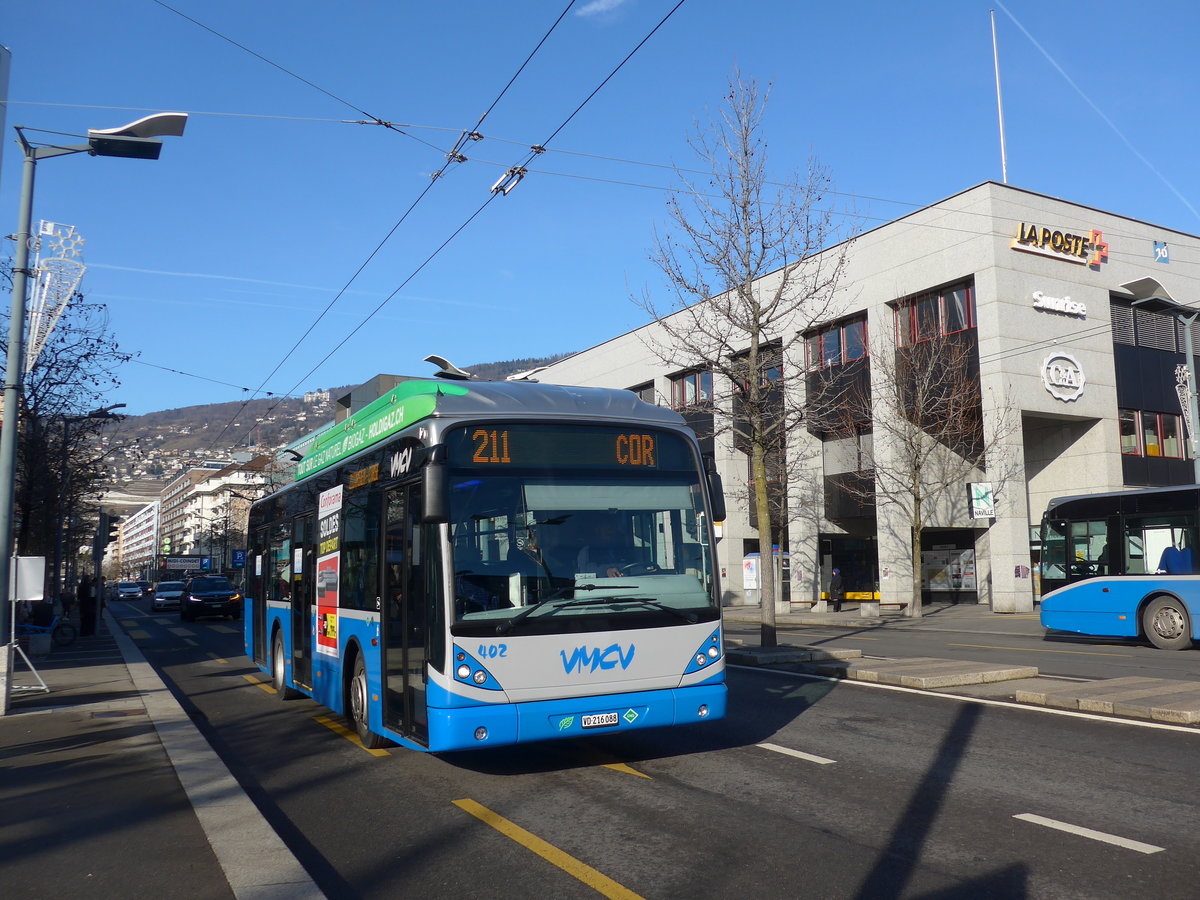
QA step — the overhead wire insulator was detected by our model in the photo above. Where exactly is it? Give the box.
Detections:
[489,167,527,196]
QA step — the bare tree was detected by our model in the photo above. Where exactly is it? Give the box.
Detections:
[636,71,854,646]
[815,331,1019,617]
[0,264,130,587]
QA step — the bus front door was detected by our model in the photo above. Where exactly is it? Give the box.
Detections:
[382,484,428,743]
[291,514,315,689]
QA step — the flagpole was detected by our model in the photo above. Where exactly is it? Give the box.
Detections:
[991,9,1009,184]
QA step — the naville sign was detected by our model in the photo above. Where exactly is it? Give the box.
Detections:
[969,482,995,519]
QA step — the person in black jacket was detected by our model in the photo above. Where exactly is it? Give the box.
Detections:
[829,568,844,613]
[78,574,97,636]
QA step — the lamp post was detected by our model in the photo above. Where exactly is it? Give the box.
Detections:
[1,114,187,717]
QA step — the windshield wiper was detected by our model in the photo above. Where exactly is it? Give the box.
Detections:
[600,597,698,624]
[495,583,639,634]
[496,589,696,634]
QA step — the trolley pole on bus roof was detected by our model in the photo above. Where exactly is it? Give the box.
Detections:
[0,112,187,716]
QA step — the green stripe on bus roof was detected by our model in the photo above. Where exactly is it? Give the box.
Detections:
[296,380,470,480]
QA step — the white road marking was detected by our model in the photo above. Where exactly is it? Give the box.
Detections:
[757,742,836,765]
[1013,813,1164,854]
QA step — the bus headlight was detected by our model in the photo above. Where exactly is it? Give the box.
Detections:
[697,704,710,718]
[707,646,720,659]
[457,664,471,679]
[694,653,707,666]
[474,727,489,741]
[472,670,488,685]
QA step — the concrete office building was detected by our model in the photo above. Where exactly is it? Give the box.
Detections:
[537,182,1200,613]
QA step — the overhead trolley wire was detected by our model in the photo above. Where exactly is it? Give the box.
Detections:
[219,0,693,454]
[180,0,583,456]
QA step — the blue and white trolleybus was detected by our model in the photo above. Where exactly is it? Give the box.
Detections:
[1039,484,1200,650]
[244,372,727,750]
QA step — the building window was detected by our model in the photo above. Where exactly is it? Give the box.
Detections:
[1122,409,1187,459]
[895,281,976,345]
[629,381,656,404]
[1119,409,1140,455]
[670,369,712,409]
[1142,411,1162,456]
[805,316,868,371]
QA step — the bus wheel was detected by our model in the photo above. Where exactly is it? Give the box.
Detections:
[272,632,300,699]
[350,655,389,750]
[1143,596,1193,651]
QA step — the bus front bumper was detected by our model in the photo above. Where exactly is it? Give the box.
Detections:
[423,681,726,752]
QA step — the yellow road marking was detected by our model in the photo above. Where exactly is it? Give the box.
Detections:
[314,715,390,757]
[128,629,150,640]
[949,642,1135,658]
[242,674,276,694]
[568,743,651,779]
[207,652,228,664]
[601,762,651,779]
[453,798,644,900]
[120,619,139,628]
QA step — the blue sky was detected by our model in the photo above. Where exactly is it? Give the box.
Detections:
[3,0,1199,417]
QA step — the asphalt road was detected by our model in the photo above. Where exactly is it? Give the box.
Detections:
[114,599,1200,899]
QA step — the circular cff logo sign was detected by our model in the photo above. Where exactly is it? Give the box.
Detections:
[1042,352,1086,402]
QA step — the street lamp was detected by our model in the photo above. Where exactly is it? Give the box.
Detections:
[0,114,187,717]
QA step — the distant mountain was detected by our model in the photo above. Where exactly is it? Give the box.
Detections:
[104,355,572,482]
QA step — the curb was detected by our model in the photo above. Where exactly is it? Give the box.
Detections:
[105,610,325,900]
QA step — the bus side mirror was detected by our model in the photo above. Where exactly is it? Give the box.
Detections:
[704,456,726,523]
[423,445,448,524]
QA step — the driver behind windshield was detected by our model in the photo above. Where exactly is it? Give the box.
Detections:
[576,512,640,578]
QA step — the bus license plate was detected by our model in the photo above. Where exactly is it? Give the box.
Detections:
[581,712,619,729]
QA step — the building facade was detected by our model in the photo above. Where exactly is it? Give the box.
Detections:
[538,182,1200,613]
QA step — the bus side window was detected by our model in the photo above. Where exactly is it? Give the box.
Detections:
[1124,532,1146,575]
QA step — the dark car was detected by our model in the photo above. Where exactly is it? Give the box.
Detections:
[180,576,242,622]
[137,580,153,597]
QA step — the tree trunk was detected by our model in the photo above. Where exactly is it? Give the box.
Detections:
[751,441,778,647]
[909,521,924,618]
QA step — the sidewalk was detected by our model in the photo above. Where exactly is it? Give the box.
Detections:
[720,599,1046,637]
[0,610,322,900]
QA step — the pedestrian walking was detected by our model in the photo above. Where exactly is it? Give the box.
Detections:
[78,574,97,636]
[60,585,74,620]
[829,568,845,613]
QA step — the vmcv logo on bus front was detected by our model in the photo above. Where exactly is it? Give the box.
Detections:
[561,643,636,674]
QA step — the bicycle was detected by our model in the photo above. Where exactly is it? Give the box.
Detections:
[15,614,77,647]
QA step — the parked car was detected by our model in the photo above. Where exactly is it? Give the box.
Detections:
[137,580,153,597]
[116,581,142,601]
[150,580,186,612]
[180,576,242,622]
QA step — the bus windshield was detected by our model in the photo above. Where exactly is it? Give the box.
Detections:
[447,432,718,636]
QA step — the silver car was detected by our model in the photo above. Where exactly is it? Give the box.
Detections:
[151,580,186,612]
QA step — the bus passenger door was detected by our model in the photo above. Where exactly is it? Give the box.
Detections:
[291,515,315,689]
[382,483,429,743]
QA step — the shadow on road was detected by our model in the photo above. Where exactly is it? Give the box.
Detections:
[853,703,1030,899]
